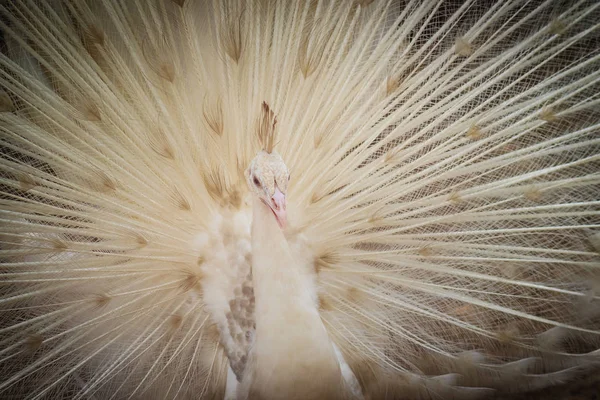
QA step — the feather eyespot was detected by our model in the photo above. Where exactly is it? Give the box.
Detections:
[253,176,261,187]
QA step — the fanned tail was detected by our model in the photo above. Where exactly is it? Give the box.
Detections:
[0,0,599,399]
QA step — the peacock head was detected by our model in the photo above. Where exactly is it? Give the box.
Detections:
[246,150,290,229]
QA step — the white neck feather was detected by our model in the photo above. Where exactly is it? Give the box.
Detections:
[239,198,345,400]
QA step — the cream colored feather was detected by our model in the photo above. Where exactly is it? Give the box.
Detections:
[0,0,599,399]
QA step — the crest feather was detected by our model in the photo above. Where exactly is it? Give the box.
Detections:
[257,101,277,153]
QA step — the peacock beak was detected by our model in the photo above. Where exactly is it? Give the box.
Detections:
[270,187,287,229]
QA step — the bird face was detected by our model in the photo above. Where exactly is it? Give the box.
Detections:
[246,150,290,229]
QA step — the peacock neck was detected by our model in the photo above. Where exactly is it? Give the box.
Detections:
[250,197,313,304]
[246,198,345,399]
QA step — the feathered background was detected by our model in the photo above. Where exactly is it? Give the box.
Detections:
[0,0,599,399]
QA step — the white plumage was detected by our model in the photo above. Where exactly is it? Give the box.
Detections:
[0,0,599,399]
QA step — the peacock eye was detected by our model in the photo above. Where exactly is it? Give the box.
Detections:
[253,176,261,187]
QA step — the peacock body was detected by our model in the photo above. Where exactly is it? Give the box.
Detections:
[0,0,599,399]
